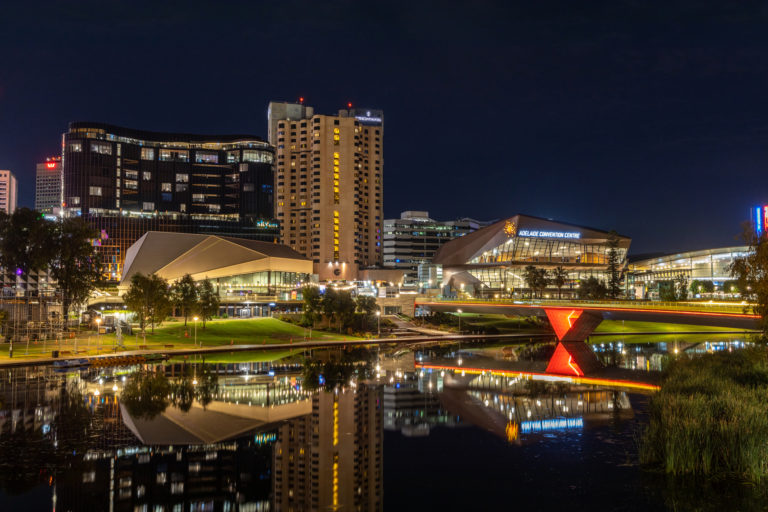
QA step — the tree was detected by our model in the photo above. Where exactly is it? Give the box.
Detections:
[321,288,339,327]
[552,266,568,299]
[0,310,6,341]
[0,209,55,343]
[197,278,219,328]
[320,288,356,331]
[301,285,323,327]
[123,273,172,334]
[579,276,607,300]
[355,295,377,316]
[0,208,54,276]
[658,280,677,302]
[523,266,550,298]
[355,294,378,330]
[606,230,622,299]
[535,268,549,298]
[523,265,539,299]
[171,274,199,326]
[334,290,357,332]
[730,225,768,337]
[49,218,103,330]
[676,275,689,301]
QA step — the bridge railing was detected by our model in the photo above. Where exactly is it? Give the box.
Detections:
[417,298,756,315]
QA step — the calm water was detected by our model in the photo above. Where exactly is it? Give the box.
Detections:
[0,335,763,511]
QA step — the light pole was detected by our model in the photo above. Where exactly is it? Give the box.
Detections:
[194,316,199,347]
[457,309,462,334]
[376,310,381,338]
[96,317,102,352]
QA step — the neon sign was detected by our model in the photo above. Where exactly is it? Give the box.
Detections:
[520,417,583,433]
[46,162,57,169]
[254,432,277,445]
[354,115,382,124]
[753,206,768,236]
[518,230,581,239]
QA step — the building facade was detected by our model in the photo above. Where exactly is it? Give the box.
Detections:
[0,169,17,214]
[119,232,313,310]
[382,211,485,282]
[35,156,62,214]
[62,122,277,281]
[628,246,749,299]
[268,102,383,281]
[432,214,631,297]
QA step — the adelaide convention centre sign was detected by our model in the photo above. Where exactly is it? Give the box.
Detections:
[518,229,581,239]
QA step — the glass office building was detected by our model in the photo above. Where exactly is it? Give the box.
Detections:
[62,122,278,282]
[432,214,631,297]
[627,246,749,299]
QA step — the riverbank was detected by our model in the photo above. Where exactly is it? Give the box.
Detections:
[0,318,361,363]
[640,347,768,482]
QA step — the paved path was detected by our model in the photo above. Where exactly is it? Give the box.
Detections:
[0,332,552,368]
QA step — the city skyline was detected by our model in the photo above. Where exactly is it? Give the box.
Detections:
[3,2,768,254]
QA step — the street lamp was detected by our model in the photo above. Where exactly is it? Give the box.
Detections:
[194,316,199,347]
[457,309,462,333]
[96,317,102,351]
[376,310,381,337]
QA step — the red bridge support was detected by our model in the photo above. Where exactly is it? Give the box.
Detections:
[543,308,603,377]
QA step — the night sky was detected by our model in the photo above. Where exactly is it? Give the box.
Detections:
[2,1,768,254]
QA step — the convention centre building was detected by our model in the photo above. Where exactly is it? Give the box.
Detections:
[431,214,631,297]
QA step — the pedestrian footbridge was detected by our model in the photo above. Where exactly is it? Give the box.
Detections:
[415,299,759,379]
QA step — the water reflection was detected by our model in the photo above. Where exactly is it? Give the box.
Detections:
[0,336,763,510]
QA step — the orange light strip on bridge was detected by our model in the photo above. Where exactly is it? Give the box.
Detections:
[415,301,760,320]
[415,362,661,392]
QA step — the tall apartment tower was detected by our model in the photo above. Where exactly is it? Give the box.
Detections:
[268,101,384,281]
[0,170,17,214]
[35,157,62,214]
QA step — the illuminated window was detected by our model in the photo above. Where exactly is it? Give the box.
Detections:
[90,142,112,155]
[176,173,189,183]
[243,150,274,163]
[141,147,154,160]
[142,171,152,181]
[68,141,82,153]
[159,149,189,162]
[89,186,102,196]
[161,182,172,192]
[142,202,154,211]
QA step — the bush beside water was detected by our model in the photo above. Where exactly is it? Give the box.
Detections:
[640,348,768,482]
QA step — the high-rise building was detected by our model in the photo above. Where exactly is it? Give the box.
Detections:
[35,156,62,214]
[382,211,487,282]
[62,122,278,281]
[0,169,17,214]
[268,101,384,281]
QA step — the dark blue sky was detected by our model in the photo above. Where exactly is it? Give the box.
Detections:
[2,0,767,254]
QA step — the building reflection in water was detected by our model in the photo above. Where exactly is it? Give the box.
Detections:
[0,363,384,512]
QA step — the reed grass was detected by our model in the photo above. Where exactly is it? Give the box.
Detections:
[640,348,768,482]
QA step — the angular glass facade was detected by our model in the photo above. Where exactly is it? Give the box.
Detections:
[432,215,631,297]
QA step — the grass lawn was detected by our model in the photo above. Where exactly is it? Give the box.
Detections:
[595,320,744,334]
[0,318,361,363]
[456,313,546,333]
